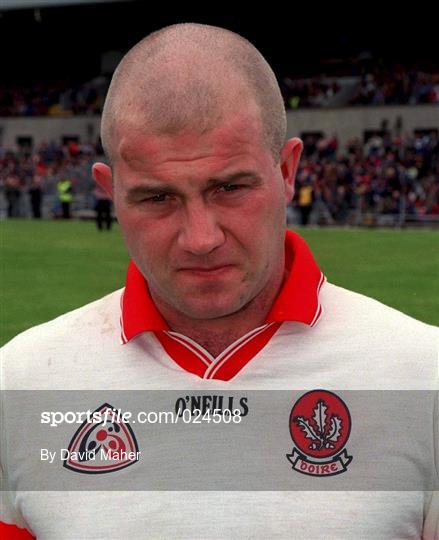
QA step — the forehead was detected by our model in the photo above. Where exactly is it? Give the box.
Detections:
[114,109,270,181]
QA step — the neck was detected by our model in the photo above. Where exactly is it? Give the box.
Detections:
[153,268,287,358]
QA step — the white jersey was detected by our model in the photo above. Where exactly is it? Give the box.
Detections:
[1,231,438,539]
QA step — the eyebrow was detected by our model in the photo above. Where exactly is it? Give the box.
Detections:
[125,170,262,201]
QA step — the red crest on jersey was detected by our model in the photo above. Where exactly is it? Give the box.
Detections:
[286,390,352,476]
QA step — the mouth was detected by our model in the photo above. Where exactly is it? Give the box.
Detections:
[177,265,236,278]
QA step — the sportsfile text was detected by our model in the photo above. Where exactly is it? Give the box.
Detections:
[41,408,135,427]
[40,408,244,427]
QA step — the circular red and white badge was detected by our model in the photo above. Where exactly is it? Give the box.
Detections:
[289,389,351,460]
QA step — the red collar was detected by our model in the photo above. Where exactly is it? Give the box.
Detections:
[120,230,324,344]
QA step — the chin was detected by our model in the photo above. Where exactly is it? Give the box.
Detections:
[178,297,245,320]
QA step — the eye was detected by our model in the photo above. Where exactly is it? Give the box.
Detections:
[217,183,243,193]
[127,191,176,207]
[144,193,172,203]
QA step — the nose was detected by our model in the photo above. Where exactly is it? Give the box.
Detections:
[177,200,225,255]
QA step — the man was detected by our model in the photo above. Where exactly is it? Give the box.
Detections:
[29,175,43,219]
[94,182,113,231]
[57,176,73,219]
[1,24,437,539]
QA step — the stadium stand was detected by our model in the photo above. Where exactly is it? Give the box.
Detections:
[1,67,438,116]
[0,4,437,226]
[0,77,109,117]
[291,131,439,226]
[1,131,437,226]
[282,70,439,110]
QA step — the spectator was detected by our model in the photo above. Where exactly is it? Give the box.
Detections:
[94,183,113,231]
[57,177,73,219]
[297,180,314,225]
[5,174,21,217]
[29,175,43,218]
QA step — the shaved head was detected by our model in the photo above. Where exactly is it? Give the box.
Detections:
[101,23,286,165]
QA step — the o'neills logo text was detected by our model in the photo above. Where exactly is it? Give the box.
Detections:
[174,394,249,417]
[63,403,139,474]
[286,390,352,477]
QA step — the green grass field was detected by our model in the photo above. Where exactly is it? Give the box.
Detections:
[1,220,438,346]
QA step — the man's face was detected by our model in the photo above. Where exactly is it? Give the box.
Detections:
[96,108,300,321]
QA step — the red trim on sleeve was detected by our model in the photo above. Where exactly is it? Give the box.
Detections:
[0,522,34,540]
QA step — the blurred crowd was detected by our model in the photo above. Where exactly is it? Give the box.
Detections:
[1,67,438,116]
[1,131,438,226]
[281,77,342,109]
[0,140,104,220]
[349,69,439,106]
[0,77,109,117]
[282,70,439,110]
[292,131,439,225]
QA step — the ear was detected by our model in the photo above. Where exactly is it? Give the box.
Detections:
[92,163,114,198]
[280,137,303,203]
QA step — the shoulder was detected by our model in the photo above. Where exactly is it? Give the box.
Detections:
[1,290,124,387]
[321,282,437,339]
[2,289,123,351]
[313,282,437,388]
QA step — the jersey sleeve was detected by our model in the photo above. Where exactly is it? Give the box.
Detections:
[0,522,35,539]
[1,447,33,534]
[423,491,439,540]
[0,371,33,536]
